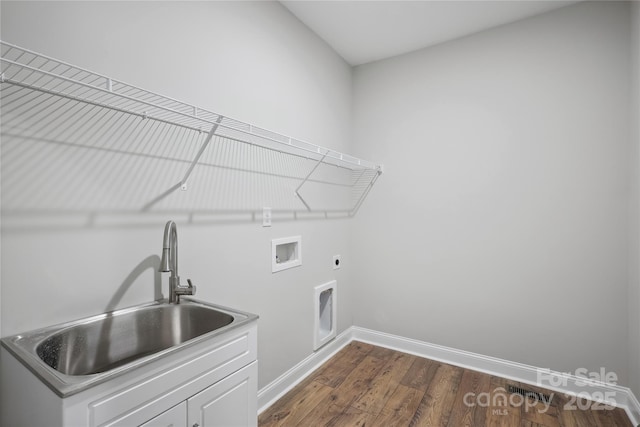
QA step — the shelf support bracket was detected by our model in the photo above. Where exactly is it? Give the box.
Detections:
[179,115,223,190]
[294,152,327,211]
[349,168,382,217]
[141,116,223,211]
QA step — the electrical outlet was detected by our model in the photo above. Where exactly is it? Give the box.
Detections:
[333,254,341,270]
[262,207,272,227]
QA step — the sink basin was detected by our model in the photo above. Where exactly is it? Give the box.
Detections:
[36,303,234,376]
[1,298,257,397]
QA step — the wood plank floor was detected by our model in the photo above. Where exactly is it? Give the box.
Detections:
[259,342,634,427]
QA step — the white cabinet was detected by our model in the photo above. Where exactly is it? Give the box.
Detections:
[0,320,258,427]
[137,361,257,427]
[140,362,258,427]
[188,362,258,427]
[101,322,258,427]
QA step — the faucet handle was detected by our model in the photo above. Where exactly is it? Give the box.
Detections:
[186,278,196,295]
[174,278,196,297]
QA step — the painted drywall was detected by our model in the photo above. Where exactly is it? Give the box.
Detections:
[629,0,640,397]
[0,1,353,388]
[352,1,631,385]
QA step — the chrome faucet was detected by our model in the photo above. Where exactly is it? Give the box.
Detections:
[160,220,195,303]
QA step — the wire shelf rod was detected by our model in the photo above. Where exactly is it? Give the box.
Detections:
[2,82,374,180]
[0,57,206,125]
[1,41,383,215]
[1,78,196,130]
[3,73,376,172]
[1,83,368,183]
[1,41,381,172]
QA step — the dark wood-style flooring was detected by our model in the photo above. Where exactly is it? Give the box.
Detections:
[259,341,633,427]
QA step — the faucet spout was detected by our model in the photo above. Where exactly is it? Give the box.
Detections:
[160,221,177,274]
[159,221,195,303]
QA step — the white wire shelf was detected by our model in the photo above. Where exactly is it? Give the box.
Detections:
[0,41,382,217]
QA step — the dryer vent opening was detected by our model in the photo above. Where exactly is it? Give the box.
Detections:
[314,281,337,350]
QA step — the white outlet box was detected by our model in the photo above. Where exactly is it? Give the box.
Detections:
[272,236,302,273]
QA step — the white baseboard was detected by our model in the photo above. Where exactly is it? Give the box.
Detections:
[258,326,640,426]
[257,328,352,414]
[626,392,640,426]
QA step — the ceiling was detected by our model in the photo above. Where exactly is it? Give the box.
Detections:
[280,1,580,66]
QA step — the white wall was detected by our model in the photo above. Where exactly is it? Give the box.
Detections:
[0,1,353,388]
[352,1,631,385]
[629,0,640,397]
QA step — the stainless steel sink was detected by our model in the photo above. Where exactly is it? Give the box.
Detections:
[36,303,234,376]
[1,298,258,397]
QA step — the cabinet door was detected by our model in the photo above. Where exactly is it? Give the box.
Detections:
[140,401,187,427]
[187,362,257,427]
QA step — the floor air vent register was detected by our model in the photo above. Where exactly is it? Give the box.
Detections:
[507,384,553,405]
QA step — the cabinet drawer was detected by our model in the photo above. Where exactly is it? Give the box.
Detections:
[91,324,257,427]
[140,402,186,427]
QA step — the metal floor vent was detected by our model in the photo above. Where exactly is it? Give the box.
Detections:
[507,384,552,405]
